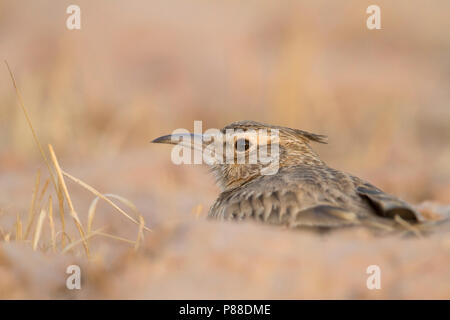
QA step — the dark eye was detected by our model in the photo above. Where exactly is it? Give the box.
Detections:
[235,138,251,152]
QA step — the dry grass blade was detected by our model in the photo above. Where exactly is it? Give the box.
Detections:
[5,61,58,193]
[96,231,136,245]
[15,213,23,241]
[37,178,50,206]
[56,182,67,249]
[24,169,40,239]
[104,193,149,234]
[62,228,136,254]
[55,231,73,248]
[104,193,140,216]
[191,204,203,219]
[0,227,11,242]
[48,196,56,252]
[87,197,100,236]
[62,228,104,254]
[62,171,151,232]
[48,144,90,257]
[32,209,47,250]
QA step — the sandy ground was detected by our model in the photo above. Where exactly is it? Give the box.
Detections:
[1,150,449,299]
[2,219,450,300]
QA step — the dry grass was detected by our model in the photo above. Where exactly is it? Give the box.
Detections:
[3,62,150,258]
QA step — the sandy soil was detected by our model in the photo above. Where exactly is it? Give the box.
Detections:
[1,151,449,299]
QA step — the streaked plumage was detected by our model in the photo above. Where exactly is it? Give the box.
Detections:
[209,164,421,233]
[153,120,447,235]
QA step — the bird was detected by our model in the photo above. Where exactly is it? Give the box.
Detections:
[152,120,444,235]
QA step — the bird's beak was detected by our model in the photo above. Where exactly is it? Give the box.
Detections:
[151,133,205,151]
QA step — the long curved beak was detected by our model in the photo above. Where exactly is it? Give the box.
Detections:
[151,133,205,151]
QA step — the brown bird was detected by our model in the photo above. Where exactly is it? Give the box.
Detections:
[152,120,442,235]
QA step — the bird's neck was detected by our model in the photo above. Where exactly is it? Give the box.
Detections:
[211,164,261,192]
[280,144,325,167]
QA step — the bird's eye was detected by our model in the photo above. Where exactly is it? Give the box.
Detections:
[235,138,251,152]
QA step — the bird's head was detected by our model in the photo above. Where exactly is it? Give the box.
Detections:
[152,120,327,191]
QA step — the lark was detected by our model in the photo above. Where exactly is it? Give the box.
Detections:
[153,120,441,234]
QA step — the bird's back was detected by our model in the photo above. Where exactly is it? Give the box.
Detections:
[208,164,423,232]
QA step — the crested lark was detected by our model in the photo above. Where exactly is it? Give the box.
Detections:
[153,121,445,234]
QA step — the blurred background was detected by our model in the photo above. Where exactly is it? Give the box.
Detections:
[0,0,449,299]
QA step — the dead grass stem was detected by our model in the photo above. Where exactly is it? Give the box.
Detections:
[3,61,150,257]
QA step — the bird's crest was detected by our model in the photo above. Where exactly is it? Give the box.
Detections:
[223,120,328,144]
[291,129,328,144]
